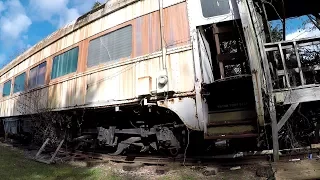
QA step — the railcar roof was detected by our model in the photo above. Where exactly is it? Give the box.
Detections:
[0,0,137,77]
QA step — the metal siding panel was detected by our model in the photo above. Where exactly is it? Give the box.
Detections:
[85,73,99,103]
[0,1,192,117]
[0,0,185,81]
[163,2,190,48]
[75,76,85,106]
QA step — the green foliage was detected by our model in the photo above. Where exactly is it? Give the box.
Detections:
[305,14,320,31]
[92,1,102,10]
[269,24,283,42]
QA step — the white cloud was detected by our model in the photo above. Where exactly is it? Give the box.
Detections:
[0,0,32,40]
[1,14,32,39]
[58,8,80,27]
[29,0,69,21]
[29,0,106,27]
[0,0,107,67]
[286,23,320,40]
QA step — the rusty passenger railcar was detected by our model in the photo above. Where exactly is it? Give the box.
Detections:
[0,0,270,154]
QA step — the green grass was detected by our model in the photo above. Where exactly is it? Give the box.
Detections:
[0,146,103,180]
[0,145,205,180]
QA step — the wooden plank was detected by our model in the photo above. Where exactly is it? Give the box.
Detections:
[35,158,52,164]
[264,36,320,46]
[238,0,269,156]
[264,44,293,51]
[277,64,320,76]
[264,38,320,51]
[278,44,291,88]
[277,103,299,132]
[298,40,320,47]
[275,86,320,104]
[238,0,279,161]
[214,32,225,79]
[311,143,320,149]
[49,139,64,163]
[35,138,49,158]
[293,41,305,85]
[212,26,234,34]
[238,0,266,127]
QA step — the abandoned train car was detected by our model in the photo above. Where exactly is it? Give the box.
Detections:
[0,0,319,156]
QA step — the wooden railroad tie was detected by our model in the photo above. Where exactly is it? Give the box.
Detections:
[34,138,64,164]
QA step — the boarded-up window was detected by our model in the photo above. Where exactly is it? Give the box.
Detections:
[87,25,132,67]
[51,47,79,79]
[3,80,12,97]
[29,62,46,89]
[200,0,230,18]
[14,73,26,93]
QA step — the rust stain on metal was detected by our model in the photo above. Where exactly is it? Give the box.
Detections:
[163,2,190,48]
[0,2,193,116]
[0,0,185,79]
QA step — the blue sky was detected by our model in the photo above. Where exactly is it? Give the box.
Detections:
[0,0,105,68]
[271,15,320,40]
[0,0,319,69]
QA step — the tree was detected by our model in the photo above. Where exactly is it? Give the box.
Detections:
[270,25,283,42]
[307,13,320,31]
[15,88,77,147]
[92,1,102,10]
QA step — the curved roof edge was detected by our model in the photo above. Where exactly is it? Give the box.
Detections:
[0,0,139,77]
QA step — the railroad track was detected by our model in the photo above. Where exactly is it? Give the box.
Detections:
[56,146,319,167]
[56,150,278,167]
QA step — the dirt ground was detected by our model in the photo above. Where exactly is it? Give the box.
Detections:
[64,159,272,180]
[274,159,320,180]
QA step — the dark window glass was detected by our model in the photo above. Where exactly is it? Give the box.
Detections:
[14,73,26,93]
[29,61,46,89]
[3,80,11,97]
[51,47,79,79]
[200,0,230,18]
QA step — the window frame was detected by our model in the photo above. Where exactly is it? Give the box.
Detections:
[86,24,133,68]
[51,46,79,80]
[2,79,12,97]
[13,71,27,94]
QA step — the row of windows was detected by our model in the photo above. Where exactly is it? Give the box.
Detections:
[1,25,133,97]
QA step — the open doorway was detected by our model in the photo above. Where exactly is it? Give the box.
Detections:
[198,20,257,139]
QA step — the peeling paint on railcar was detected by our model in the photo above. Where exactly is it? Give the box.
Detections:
[157,97,201,130]
[0,1,198,130]
[0,0,186,80]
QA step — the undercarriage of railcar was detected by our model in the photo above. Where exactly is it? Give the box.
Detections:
[74,103,187,156]
[1,96,260,157]
[2,101,189,156]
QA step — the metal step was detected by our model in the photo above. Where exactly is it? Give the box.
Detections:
[208,110,256,126]
[205,125,257,139]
